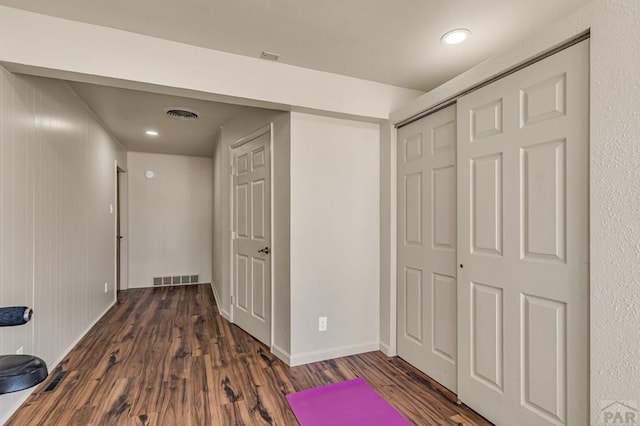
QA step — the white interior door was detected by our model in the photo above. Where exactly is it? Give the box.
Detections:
[232,127,271,346]
[456,41,589,425]
[397,105,457,392]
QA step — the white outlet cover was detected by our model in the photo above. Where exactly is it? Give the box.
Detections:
[104,282,108,293]
[109,204,114,214]
[16,346,23,355]
[318,316,328,331]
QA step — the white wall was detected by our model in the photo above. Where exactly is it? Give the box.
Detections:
[0,6,421,121]
[0,68,125,423]
[212,107,291,358]
[383,0,640,420]
[213,110,380,366]
[289,112,380,365]
[127,152,211,288]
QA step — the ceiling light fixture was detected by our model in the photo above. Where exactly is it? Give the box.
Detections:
[145,130,159,136]
[441,28,470,45]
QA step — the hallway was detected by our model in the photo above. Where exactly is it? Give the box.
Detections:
[6,285,489,425]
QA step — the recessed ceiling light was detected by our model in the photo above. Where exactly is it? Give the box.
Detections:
[441,28,470,45]
[145,130,159,136]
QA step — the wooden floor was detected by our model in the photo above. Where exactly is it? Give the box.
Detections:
[7,285,491,425]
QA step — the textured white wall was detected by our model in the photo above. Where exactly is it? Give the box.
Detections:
[289,112,380,365]
[384,0,640,421]
[127,152,212,288]
[588,0,640,416]
[0,68,126,423]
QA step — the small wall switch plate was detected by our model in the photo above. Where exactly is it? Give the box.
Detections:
[318,316,328,332]
[109,204,114,214]
[16,346,23,355]
[104,282,109,293]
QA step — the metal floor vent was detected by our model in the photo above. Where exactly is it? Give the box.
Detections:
[152,274,199,287]
[42,371,67,393]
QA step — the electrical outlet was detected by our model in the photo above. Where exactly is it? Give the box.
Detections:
[318,316,328,332]
[16,346,23,355]
[109,204,114,214]
[104,282,109,294]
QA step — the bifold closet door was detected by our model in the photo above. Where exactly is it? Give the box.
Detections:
[456,41,589,425]
[397,105,457,392]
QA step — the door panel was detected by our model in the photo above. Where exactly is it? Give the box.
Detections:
[457,41,588,425]
[236,254,249,311]
[397,105,457,392]
[521,140,566,262]
[522,294,566,422]
[404,267,423,344]
[404,172,423,245]
[433,165,455,249]
[471,282,503,392]
[232,129,271,346]
[252,257,267,320]
[433,273,456,362]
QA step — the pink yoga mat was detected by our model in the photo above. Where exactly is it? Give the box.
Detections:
[286,378,410,426]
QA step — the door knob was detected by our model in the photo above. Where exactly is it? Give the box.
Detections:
[258,247,270,255]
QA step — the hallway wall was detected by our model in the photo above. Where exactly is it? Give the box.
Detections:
[0,67,126,423]
[127,152,212,288]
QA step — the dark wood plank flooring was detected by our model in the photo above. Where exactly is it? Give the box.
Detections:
[7,285,490,425]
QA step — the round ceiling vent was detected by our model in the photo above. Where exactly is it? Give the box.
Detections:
[165,107,199,120]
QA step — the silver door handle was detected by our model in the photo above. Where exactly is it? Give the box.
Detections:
[258,247,270,255]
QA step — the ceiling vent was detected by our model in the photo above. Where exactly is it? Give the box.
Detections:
[261,51,280,62]
[165,107,199,120]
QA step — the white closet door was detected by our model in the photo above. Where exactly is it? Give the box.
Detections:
[397,105,457,392]
[456,41,589,425]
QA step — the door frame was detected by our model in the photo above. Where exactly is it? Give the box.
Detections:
[228,123,275,348]
[116,165,126,301]
[113,160,127,304]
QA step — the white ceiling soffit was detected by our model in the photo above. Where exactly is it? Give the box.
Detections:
[69,82,244,157]
[0,0,591,91]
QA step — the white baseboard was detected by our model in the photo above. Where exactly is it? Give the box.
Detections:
[210,281,221,307]
[0,300,116,426]
[379,341,391,356]
[289,342,379,367]
[271,344,291,365]
[129,281,208,289]
[209,281,231,321]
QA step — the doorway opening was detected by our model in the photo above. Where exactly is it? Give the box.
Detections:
[116,166,126,302]
[229,124,273,347]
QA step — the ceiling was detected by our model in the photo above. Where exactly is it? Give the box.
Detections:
[1,0,590,90]
[69,82,244,157]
